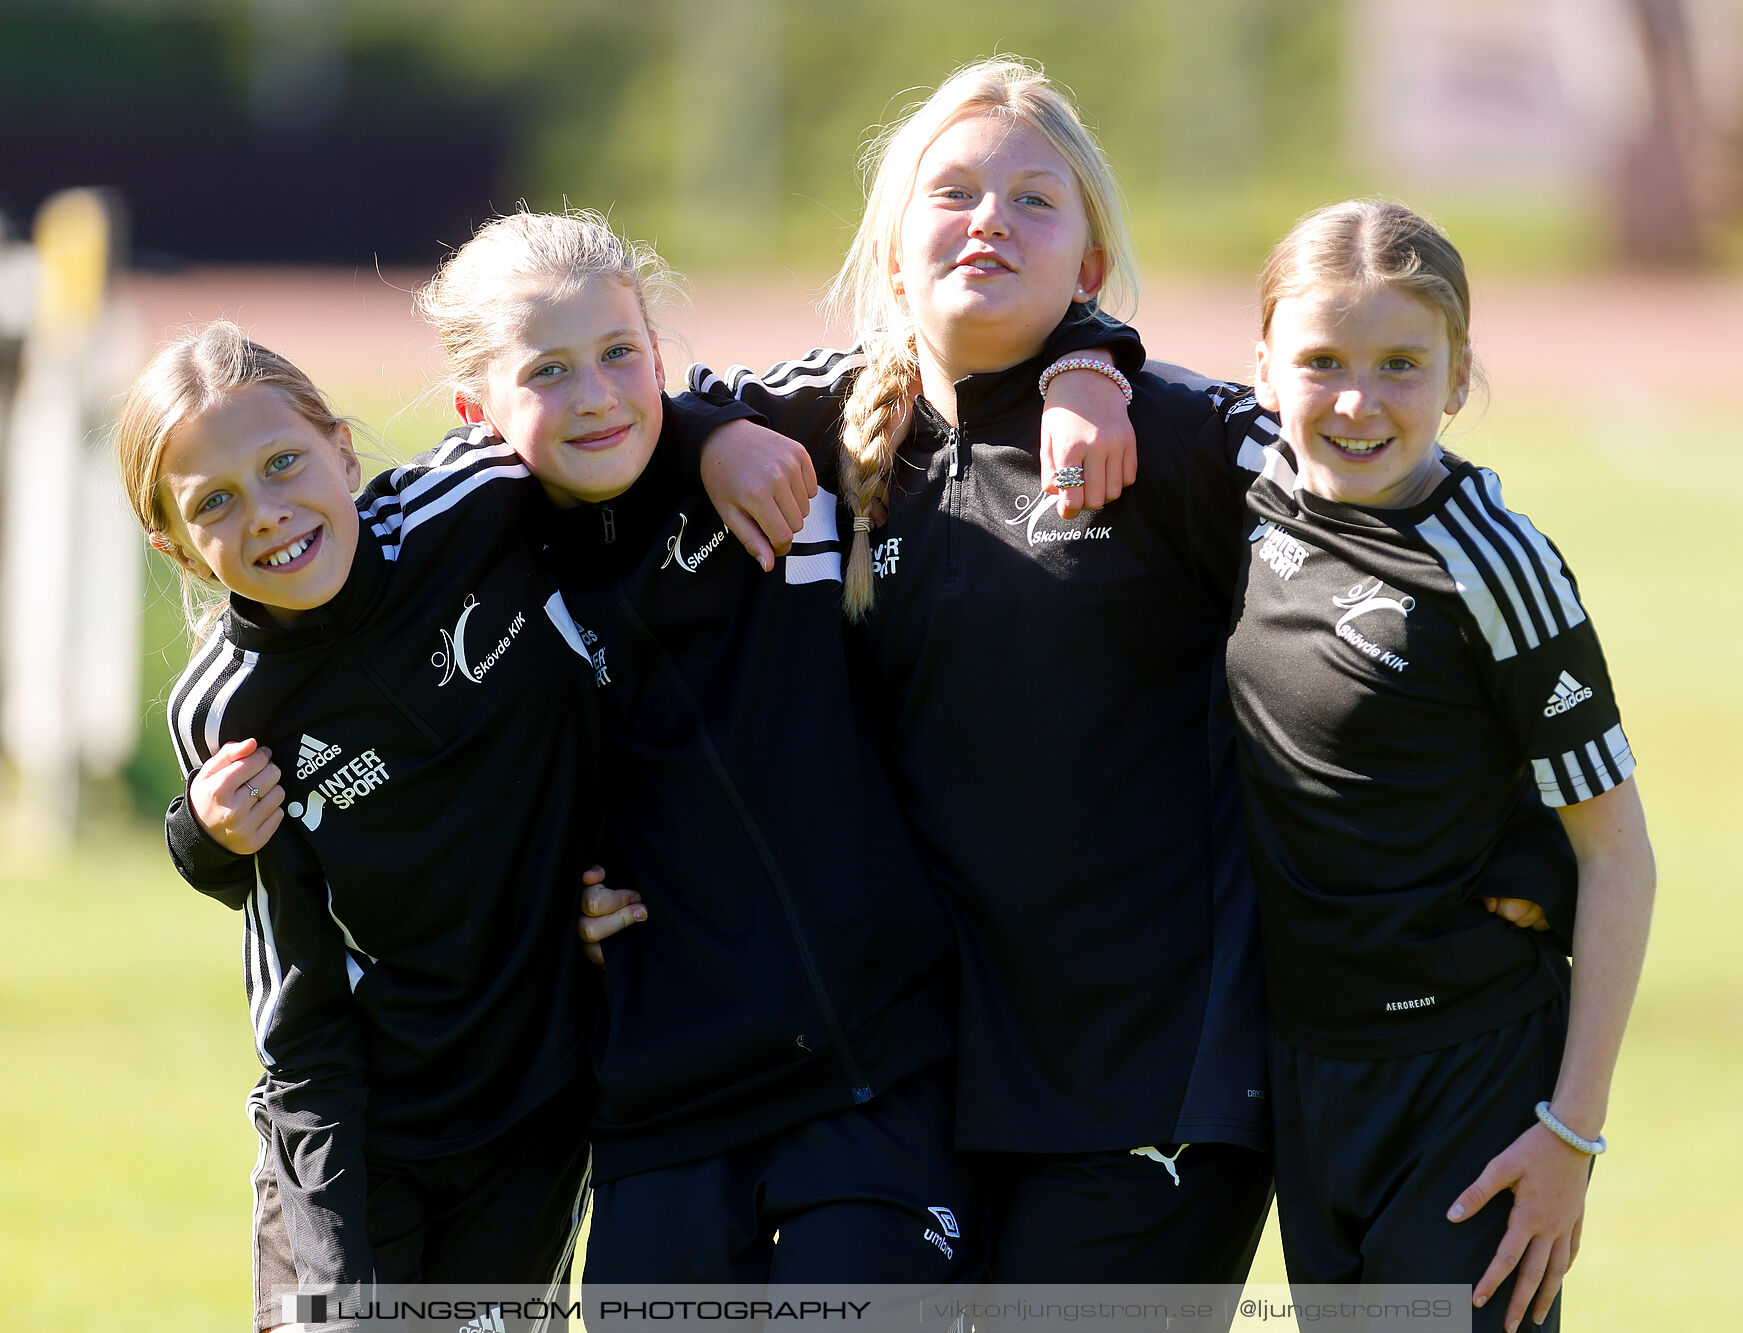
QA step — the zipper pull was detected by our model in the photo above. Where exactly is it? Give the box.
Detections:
[602,505,617,544]
[947,432,961,480]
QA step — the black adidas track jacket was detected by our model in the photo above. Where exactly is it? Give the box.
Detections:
[162,432,609,1289]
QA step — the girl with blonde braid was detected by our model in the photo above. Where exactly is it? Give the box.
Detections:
[689,57,1273,1283]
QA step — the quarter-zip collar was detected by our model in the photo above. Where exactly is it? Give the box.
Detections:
[912,305,1144,446]
[223,522,387,652]
[541,399,692,565]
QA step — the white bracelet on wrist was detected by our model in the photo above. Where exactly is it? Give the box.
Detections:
[1038,356,1134,404]
[1534,1100,1607,1155]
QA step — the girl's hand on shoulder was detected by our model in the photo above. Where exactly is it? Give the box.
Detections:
[1448,1120,1592,1330]
[700,420,818,573]
[578,865,647,966]
[1041,357,1137,519]
[190,737,284,855]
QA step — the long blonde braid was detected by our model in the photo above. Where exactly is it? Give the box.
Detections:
[839,329,919,620]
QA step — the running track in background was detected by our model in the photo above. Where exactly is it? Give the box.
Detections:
[118,267,1743,408]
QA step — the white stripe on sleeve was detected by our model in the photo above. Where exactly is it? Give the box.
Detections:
[785,552,843,585]
[792,487,840,545]
[1478,471,1585,631]
[201,649,260,762]
[1442,489,1541,653]
[1604,724,1636,781]
[1418,513,1520,660]
[1560,750,1594,803]
[246,874,285,1066]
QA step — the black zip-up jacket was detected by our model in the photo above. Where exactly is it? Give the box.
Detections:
[161,433,605,1287]
[692,314,1270,1154]
[538,414,957,1181]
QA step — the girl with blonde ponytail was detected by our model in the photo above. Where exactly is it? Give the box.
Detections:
[690,56,1274,1287]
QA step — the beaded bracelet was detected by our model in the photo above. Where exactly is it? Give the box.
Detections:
[1534,1101,1607,1155]
[1038,356,1134,404]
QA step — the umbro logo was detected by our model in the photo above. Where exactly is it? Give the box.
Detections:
[296,733,342,780]
[923,1204,960,1259]
[1543,671,1594,717]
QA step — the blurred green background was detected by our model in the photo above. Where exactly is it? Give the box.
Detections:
[2,1,1740,1329]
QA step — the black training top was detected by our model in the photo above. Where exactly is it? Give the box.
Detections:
[162,433,603,1287]
[693,313,1270,1154]
[1224,437,1633,1057]
[540,414,956,1182]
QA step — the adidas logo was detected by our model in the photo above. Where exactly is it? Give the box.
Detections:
[459,1309,505,1332]
[1543,671,1594,718]
[296,733,343,779]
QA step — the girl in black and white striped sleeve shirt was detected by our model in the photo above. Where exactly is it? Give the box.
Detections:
[1224,199,1654,1333]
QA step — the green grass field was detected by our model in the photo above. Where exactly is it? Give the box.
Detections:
[1,391,1735,1331]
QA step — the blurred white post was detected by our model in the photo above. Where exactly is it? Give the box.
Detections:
[0,189,142,845]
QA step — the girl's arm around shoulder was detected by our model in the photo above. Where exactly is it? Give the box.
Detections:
[688,346,862,448]
[1124,374,1259,616]
[698,418,819,573]
[353,424,538,562]
[664,388,820,573]
[687,351,859,569]
[1449,776,1654,1331]
[1033,308,1147,518]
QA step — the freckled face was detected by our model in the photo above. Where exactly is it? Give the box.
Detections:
[892,112,1105,377]
[473,277,666,507]
[1256,283,1470,509]
[155,384,361,624]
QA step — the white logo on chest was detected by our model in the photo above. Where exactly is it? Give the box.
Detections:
[286,748,391,829]
[1257,524,1309,580]
[432,595,527,686]
[1331,579,1413,672]
[661,512,726,573]
[1005,489,1113,546]
[872,536,902,578]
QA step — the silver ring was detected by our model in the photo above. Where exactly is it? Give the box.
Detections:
[1052,466,1085,489]
[246,784,261,800]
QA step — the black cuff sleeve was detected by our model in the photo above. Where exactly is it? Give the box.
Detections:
[165,787,256,910]
[1041,306,1147,378]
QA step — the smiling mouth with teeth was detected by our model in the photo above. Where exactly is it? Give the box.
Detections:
[1325,435,1389,457]
[260,529,318,567]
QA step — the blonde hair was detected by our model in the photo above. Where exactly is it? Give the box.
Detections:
[417,207,678,399]
[115,321,350,633]
[1259,199,1473,356]
[824,57,1139,619]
